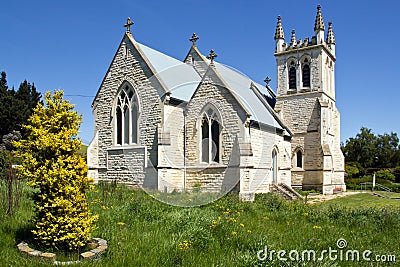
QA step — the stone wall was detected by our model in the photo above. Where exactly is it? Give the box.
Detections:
[276,47,323,96]
[275,90,345,192]
[248,126,292,192]
[183,66,247,192]
[90,34,163,185]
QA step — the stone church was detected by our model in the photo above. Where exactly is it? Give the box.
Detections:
[87,5,346,198]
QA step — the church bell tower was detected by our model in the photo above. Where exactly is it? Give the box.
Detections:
[273,5,345,194]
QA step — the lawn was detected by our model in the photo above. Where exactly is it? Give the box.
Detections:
[315,192,400,209]
[0,184,399,266]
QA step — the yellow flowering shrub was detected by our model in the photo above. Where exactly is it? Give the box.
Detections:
[14,90,98,251]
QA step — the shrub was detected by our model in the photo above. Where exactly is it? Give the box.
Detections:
[393,167,400,183]
[0,149,8,177]
[375,169,395,182]
[345,161,365,178]
[14,91,98,251]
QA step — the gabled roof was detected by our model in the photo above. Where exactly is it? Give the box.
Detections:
[137,43,201,102]
[213,62,283,130]
[133,40,287,132]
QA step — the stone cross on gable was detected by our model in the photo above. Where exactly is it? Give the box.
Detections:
[264,76,271,86]
[189,33,199,46]
[207,49,218,63]
[124,17,134,33]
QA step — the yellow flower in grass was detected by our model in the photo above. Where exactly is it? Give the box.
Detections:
[239,223,244,227]
[178,240,192,251]
[231,231,237,236]
[117,222,125,226]
[210,220,218,229]
[313,225,321,229]
[247,230,252,233]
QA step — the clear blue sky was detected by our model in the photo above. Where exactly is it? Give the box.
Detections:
[1,0,399,145]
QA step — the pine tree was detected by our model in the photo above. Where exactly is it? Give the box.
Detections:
[0,72,14,137]
[14,80,42,137]
[0,72,42,139]
[0,72,8,92]
[14,90,97,251]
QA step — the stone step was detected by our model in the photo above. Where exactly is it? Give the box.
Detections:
[270,183,303,201]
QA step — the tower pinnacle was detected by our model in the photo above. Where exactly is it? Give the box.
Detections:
[290,30,296,47]
[274,16,285,53]
[274,16,285,40]
[326,21,336,56]
[326,22,336,45]
[314,5,325,32]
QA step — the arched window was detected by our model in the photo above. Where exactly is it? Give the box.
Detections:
[288,61,297,90]
[295,149,303,168]
[302,58,311,88]
[201,107,221,163]
[272,149,278,183]
[115,84,139,145]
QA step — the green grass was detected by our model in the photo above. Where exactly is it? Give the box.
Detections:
[1,184,399,266]
[315,193,400,209]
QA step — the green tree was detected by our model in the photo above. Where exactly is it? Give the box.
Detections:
[14,90,97,251]
[342,127,400,169]
[342,127,377,168]
[13,80,42,137]
[376,132,399,168]
[0,71,8,92]
[0,72,15,137]
[0,72,42,139]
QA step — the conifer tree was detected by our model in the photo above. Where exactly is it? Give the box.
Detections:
[0,72,14,137]
[14,90,97,251]
[0,72,42,138]
[14,80,42,137]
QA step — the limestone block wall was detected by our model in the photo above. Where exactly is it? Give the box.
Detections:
[276,48,322,96]
[158,168,184,192]
[275,91,345,192]
[183,68,247,192]
[157,103,187,191]
[184,47,209,77]
[275,93,321,134]
[105,147,147,184]
[158,104,185,168]
[276,93,324,189]
[248,126,292,192]
[87,131,99,181]
[92,34,163,184]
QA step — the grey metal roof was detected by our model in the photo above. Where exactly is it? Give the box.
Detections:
[137,42,282,129]
[137,43,201,102]
[213,62,282,130]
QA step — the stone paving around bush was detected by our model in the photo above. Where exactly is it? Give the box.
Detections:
[17,237,107,264]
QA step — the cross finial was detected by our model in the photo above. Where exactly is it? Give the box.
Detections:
[207,49,218,63]
[189,33,199,46]
[124,17,134,33]
[264,76,271,86]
